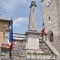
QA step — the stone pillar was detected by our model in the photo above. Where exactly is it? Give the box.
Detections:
[25,1,40,50]
[0,47,1,55]
[28,1,37,32]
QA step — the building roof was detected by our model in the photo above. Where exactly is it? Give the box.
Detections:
[0,15,10,21]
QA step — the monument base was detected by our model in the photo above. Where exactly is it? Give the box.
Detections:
[25,31,40,49]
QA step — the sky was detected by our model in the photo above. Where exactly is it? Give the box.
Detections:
[0,0,43,34]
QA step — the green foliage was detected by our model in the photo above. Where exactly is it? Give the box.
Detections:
[37,53,41,55]
[27,52,31,55]
[32,52,37,55]
[27,52,54,57]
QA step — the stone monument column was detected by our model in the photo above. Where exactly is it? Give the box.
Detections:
[28,1,37,32]
[25,1,40,50]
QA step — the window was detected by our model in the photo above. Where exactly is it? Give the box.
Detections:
[4,24,8,28]
[48,16,50,21]
[50,33,54,42]
[48,16,51,23]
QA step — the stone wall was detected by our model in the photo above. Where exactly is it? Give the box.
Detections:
[0,39,54,60]
[11,40,26,60]
[42,0,60,60]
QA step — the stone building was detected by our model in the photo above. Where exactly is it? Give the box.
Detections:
[41,0,60,60]
[0,16,10,46]
[0,15,10,59]
[0,0,59,60]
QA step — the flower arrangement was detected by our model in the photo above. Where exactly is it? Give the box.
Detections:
[37,53,41,55]
[32,52,37,55]
[27,52,54,56]
[27,52,31,55]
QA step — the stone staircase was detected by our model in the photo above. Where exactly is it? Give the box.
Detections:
[39,41,51,53]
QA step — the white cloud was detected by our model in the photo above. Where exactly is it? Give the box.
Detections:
[13,17,28,27]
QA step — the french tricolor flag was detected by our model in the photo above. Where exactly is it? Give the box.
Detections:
[41,22,45,35]
[9,19,13,51]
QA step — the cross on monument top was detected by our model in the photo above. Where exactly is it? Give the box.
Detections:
[30,1,37,8]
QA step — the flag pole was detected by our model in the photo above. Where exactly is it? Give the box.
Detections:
[9,48,11,58]
[9,19,13,59]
